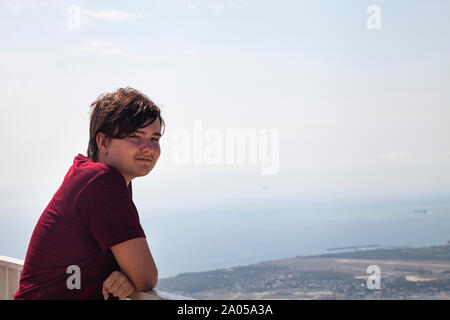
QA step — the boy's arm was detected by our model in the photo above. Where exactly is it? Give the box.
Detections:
[110,237,158,292]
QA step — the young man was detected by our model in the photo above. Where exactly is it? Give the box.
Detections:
[14,87,164,300]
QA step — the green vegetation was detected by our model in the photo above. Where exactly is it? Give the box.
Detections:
[158,265,289,293]
[158,263,358,295]
[156,244,450,299]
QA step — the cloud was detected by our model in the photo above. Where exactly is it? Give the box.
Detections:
[0,79,20,95]
[379,152,414,159]
[209,3,225,12]
[185,50,199,57]
[227,0,247,9]
[3,0,46,12]
[186,3,197,10]
[71,41,165,62]
[66,6,143,30]
[83,9,143,21]
[186,1,247,12]
[4,3,24,11]
[4,79,19,93]
[72,41,115,53]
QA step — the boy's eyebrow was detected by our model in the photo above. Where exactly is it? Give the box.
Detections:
[135,130,162,136]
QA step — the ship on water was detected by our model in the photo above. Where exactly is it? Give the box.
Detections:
[412,209,428,215]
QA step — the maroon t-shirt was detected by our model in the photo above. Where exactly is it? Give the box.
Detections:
[14,154,146,300]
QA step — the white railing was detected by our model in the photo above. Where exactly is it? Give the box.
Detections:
[0,254,193,300]
[0,255,24,300]
[129,290,194,300]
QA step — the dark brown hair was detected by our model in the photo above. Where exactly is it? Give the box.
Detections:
[87,87,165,161]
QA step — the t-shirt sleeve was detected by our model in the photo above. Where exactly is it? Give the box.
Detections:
[77,171,146,252]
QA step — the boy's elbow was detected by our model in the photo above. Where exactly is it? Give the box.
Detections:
[150,268,158,289]
[136,279,157,292]
[150,278,158,290]
[135,269,158,292]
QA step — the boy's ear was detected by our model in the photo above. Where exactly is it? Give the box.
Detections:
[96,132,111,154]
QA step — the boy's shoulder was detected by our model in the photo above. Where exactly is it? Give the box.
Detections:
[68,153,130,198]
[71,152,115,176]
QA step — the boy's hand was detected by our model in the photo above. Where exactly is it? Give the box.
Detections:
[102,270,135,300]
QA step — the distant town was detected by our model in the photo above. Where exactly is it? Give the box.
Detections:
[157,242,450,299]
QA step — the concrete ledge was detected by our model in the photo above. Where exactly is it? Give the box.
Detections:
[129,289,195,300]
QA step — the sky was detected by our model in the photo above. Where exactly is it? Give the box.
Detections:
[1,0,449,215]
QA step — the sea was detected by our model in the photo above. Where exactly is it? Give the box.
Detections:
[1,193,449,279]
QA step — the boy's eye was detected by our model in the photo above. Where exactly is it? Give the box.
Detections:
[128,134,159,142]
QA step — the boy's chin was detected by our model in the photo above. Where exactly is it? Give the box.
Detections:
[136,168,153,177]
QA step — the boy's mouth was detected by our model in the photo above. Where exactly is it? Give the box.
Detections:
[136,157,152,162]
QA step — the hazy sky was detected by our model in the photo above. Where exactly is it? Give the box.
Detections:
[1,0,449,214]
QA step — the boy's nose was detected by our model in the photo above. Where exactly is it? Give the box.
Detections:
[141,140,158,153]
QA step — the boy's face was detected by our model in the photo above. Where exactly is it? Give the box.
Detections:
[97,119,162,185]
